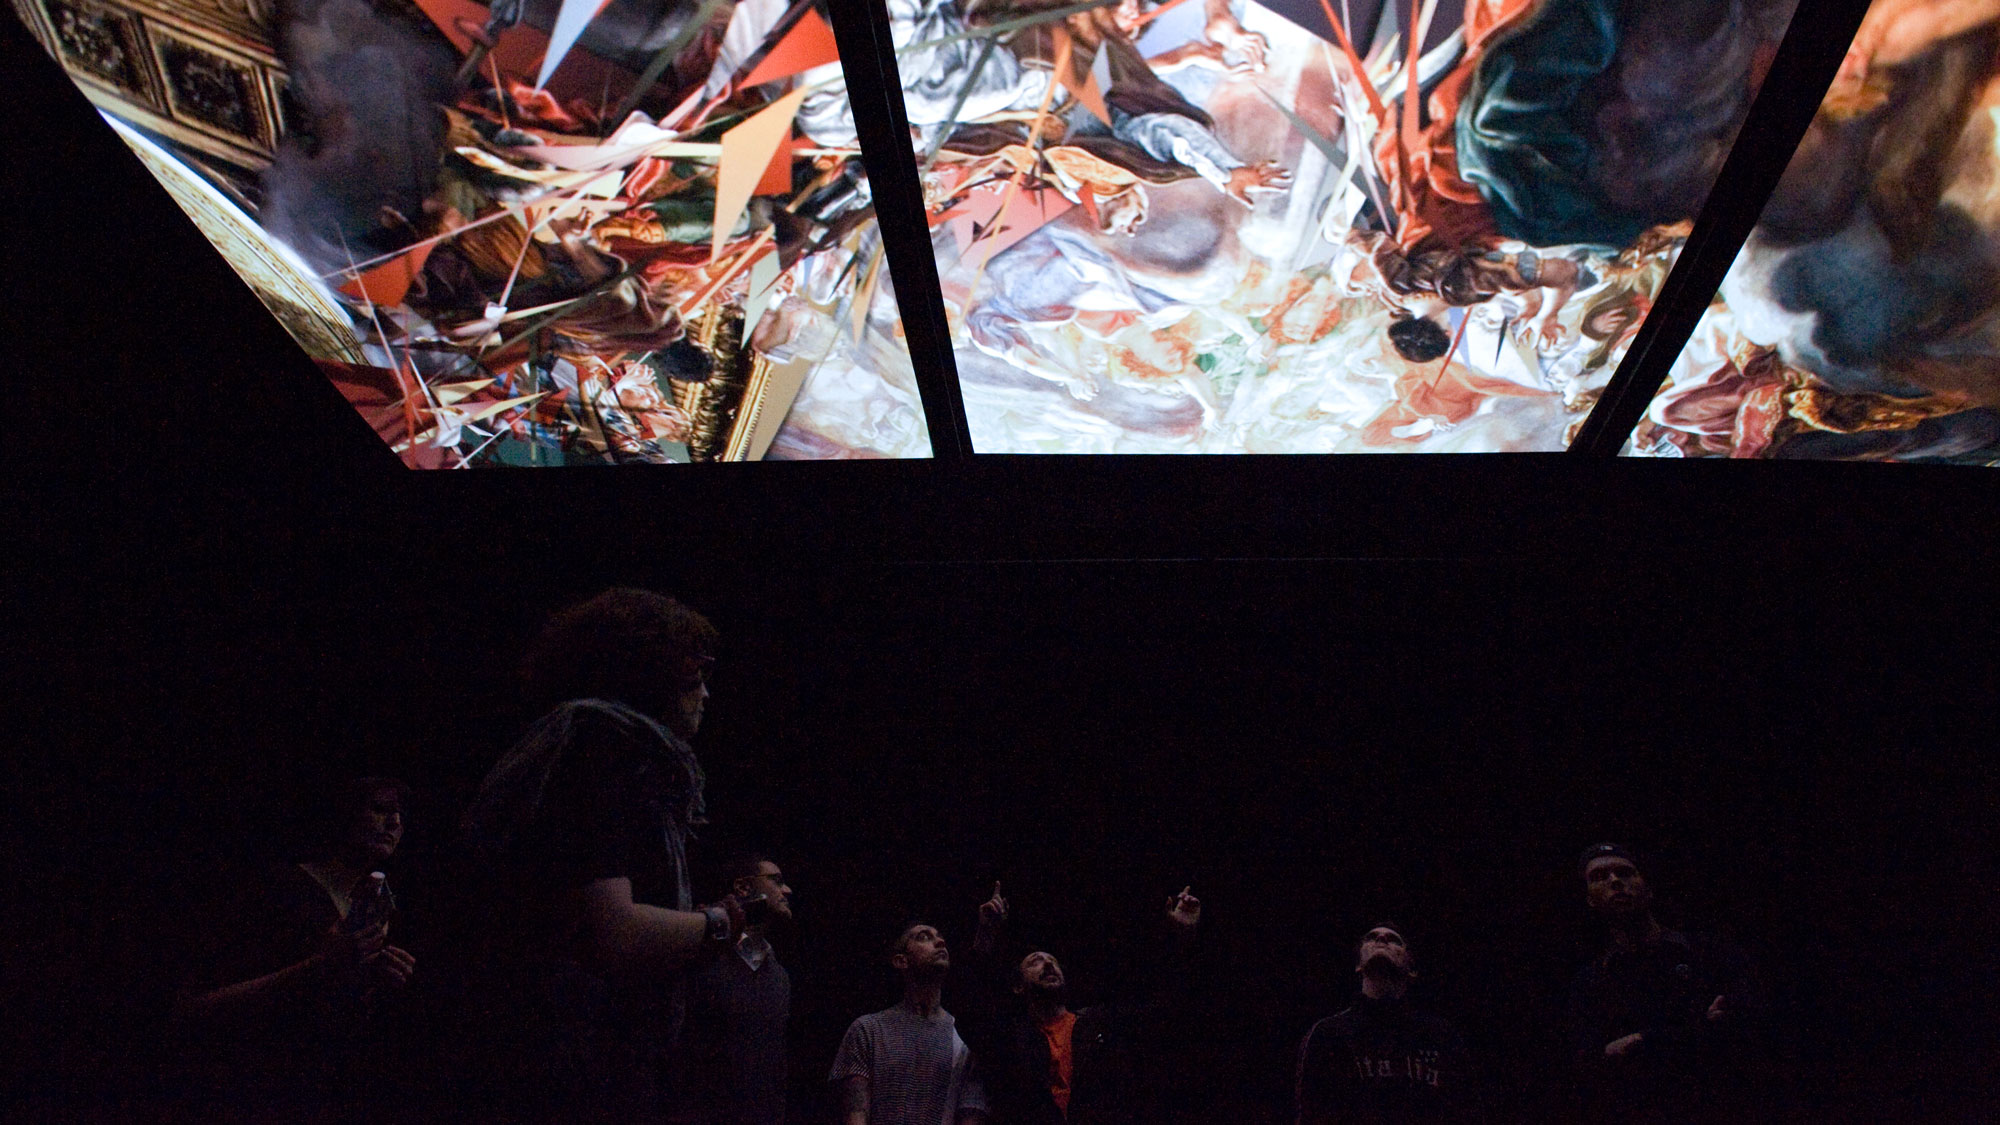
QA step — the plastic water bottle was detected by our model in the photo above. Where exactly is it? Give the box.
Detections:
[345,871,396,933]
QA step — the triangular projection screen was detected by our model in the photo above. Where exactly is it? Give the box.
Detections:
[21,0,1994,463]
[1627,0,2000,465]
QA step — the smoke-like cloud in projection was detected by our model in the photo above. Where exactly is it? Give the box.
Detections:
[1631,0,2000,465]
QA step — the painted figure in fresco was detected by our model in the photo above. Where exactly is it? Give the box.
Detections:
[1562,226,1685,396]
[254,0,931,463]
[947,0,1795,444]
[1340,228,1600,356]
[262,0,462,272]
[1329,0,1793,363]
[961,211,1257,416]
[960,213,1431,426]
[881,0,1304,424]
[1644,0,2000,459]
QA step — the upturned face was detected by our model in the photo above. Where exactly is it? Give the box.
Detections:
[1099,189,1147,236]
[1111,0,1145,37]
[1355,927,1413,977]
[894,924,950,975]
[1336,239,1384,298]
[1016,950,1066,994]
[1584,856,1652,917]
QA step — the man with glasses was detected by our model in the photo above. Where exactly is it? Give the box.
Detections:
[669,850,796,1125]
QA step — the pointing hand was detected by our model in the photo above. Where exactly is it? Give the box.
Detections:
[978,882,1009,928]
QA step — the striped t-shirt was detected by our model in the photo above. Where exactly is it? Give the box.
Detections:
[830,1001,990,1125]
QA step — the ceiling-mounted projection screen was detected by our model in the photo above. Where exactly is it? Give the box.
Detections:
[849,0,1799,452]
[11,0,932,464]
[1629,0,2000,464]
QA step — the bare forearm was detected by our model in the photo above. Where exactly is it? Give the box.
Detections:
[1863,0,2000,66]
[1542,285,1575,319]
[596,902,707,970]
[1148,42,1221,71]
[579,877,708,975]
[180,956,327,1018]
[841,1075,870,1125]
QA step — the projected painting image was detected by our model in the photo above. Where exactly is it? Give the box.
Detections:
[832,0,1795,452]
[1632,0,2000,464]
[828,0,1800,450]
[14,0,930,464]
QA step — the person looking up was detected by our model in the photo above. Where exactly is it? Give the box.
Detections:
[956,881,1203,1123]
[1567,844,1767,1124]
[1294,923,1484,1124]
[830,921,990,1125]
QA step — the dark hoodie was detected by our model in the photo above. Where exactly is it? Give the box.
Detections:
[1296,994,1484,1125]
[1566,928,1765,1124]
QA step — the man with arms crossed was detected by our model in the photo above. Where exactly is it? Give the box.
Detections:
[1568,844,1766,1124]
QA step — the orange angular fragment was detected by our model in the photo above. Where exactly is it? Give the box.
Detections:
[740,8,842,88]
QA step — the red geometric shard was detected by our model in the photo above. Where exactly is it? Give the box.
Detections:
[756,128,795,197]
[337,239,436,309]
[739,8,841,88]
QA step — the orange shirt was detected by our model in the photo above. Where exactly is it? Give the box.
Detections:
[1038,1009,1079,1114]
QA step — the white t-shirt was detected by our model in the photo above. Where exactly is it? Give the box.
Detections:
[829,1001,989,1125]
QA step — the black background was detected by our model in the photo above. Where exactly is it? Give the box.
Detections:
[6,2,2000,1121]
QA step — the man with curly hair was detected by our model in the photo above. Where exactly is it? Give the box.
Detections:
[450,588,755,1122]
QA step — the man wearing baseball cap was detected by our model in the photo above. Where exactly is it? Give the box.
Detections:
[1567,844,1767,1123]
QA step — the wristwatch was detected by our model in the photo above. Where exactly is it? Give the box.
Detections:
[702,904,732,944]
